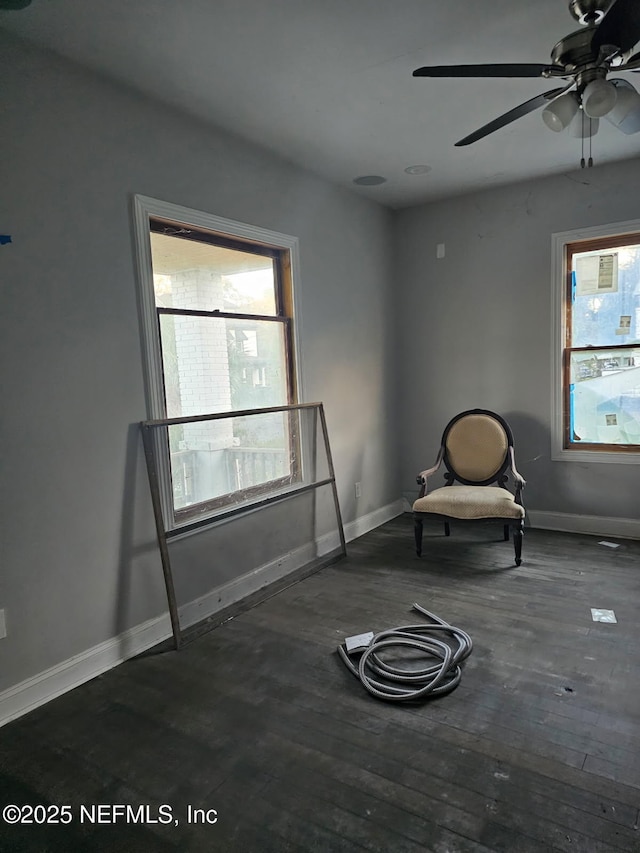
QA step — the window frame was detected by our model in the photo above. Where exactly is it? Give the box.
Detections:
[551,219,640,464]
[132,194,305,533]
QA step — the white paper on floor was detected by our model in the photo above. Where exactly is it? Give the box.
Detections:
[598,541,620,548]
[345,631,374,651]
[591,608,617,623]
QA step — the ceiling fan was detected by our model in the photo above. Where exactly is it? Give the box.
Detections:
[413,0,640,151]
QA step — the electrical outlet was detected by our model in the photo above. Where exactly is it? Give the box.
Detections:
[0,610,6,640]
[355,482,362,499]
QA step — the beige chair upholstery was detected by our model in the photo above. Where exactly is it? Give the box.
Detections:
[413,409,525,566]
[413,485,525,520]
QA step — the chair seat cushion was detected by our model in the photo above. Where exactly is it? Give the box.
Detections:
[413,485,525,520]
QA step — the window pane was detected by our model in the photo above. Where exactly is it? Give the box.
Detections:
[150,232,277,315]
[159,313,290,512]
[159,314,288,418]
[569,348,640,445]
[167,409,297,512]
[571,245,640,347]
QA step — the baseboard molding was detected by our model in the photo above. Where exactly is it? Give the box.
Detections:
[0,498,405,728]
[527,510,640,540]
[178,541,318,630]
[344,499,405,542]
[0,613,172,729]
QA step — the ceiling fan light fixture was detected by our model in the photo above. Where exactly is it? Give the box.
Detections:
[568,109,599,137]
[582,78,618,118]
[542,92,580,131]
[568,0,609,25]
[605,78,640,134]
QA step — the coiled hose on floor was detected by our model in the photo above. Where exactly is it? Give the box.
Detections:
[337,603,472,702]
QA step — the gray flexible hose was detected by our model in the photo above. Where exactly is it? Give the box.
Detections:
[337,603,472,702]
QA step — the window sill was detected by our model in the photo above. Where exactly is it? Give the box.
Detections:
[551,447,640,464]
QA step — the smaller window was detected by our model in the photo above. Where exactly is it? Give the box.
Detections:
[563,232,640,453]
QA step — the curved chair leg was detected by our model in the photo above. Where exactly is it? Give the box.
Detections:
[513,522,523,566]
[444,522,450,537]
[503,524,510,541]
[414,515,423,557]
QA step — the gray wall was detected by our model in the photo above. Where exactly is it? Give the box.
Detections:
[394,158,640,519]
[0,32,398,692]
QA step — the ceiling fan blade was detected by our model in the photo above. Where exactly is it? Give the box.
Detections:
[454,86,570,146]
[591,0,640,55]
[413,63,558,78]
[618,50,640,71]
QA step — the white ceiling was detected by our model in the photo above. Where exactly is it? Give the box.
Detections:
[2,0,639,208]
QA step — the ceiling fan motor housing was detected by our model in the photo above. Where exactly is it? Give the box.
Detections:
[551,27,603,72]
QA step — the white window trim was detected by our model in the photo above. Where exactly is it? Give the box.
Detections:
[551,218,640,464]
[131,194,305,529]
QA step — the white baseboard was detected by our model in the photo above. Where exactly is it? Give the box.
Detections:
[0,614,172,729]
[178,541,318,630]
[527,510,640,540]
[0,498,405,728]
[344,498,405,542]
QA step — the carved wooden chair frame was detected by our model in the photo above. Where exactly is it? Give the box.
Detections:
[413,409,526,566]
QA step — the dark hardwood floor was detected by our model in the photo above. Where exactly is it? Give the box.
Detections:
[1,514,640,852]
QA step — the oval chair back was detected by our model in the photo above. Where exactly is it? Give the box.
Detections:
[443,410,513,486]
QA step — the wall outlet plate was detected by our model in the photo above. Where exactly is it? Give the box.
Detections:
[0,609,6,640]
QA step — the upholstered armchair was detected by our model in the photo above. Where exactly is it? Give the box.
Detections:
[413,409,526,566]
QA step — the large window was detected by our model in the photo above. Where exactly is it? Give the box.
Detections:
[133,196,301,529]
[552,221,640,462]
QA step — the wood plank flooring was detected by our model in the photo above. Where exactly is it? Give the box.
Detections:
[1,515,639,852]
